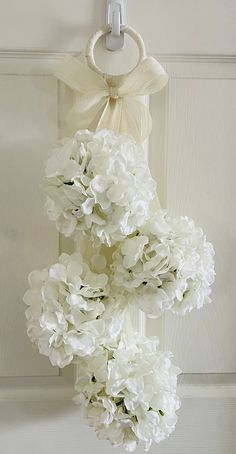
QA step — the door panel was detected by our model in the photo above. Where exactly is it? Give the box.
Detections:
[150,67,236,374]
[0,74,59,377]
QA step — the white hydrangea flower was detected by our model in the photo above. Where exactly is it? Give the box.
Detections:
[23,251,125,368]
[111,210,215,317]
[74,335,181,452]
[45,129,156,246]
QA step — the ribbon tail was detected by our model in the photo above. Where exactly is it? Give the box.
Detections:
[94,98,152,142]
[66,93,108,134]
[95,99,123,136]
[119,98,152,142]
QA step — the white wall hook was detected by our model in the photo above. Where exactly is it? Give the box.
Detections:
[106,0,125,51]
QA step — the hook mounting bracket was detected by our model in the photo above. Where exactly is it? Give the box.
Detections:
[106,0,125,51]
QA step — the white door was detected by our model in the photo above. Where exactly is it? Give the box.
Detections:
[0,1,236,453]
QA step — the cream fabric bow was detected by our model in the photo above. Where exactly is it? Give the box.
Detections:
[55,54,168,142]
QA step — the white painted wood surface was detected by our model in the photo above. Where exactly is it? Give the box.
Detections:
[165,74,236,372]
[0,1,235,452]
[0,74,59,377]
[0,398,236,454]
[149,62,236,374]
[0,0,235,55]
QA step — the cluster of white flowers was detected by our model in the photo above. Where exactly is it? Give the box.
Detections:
[23,251,126,368]
[111,210,215,317]
[74,335,181,452]
[24,129,215,451]
[45,129,156,246]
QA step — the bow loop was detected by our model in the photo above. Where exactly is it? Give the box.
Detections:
[55,54,168,142]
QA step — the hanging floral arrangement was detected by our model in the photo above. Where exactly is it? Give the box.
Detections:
[23,25,215,452]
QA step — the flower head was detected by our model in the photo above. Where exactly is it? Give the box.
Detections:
[74,335,181,451]
[45,129,156,246]
[111,210,215,317]
[23,251,125,367]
